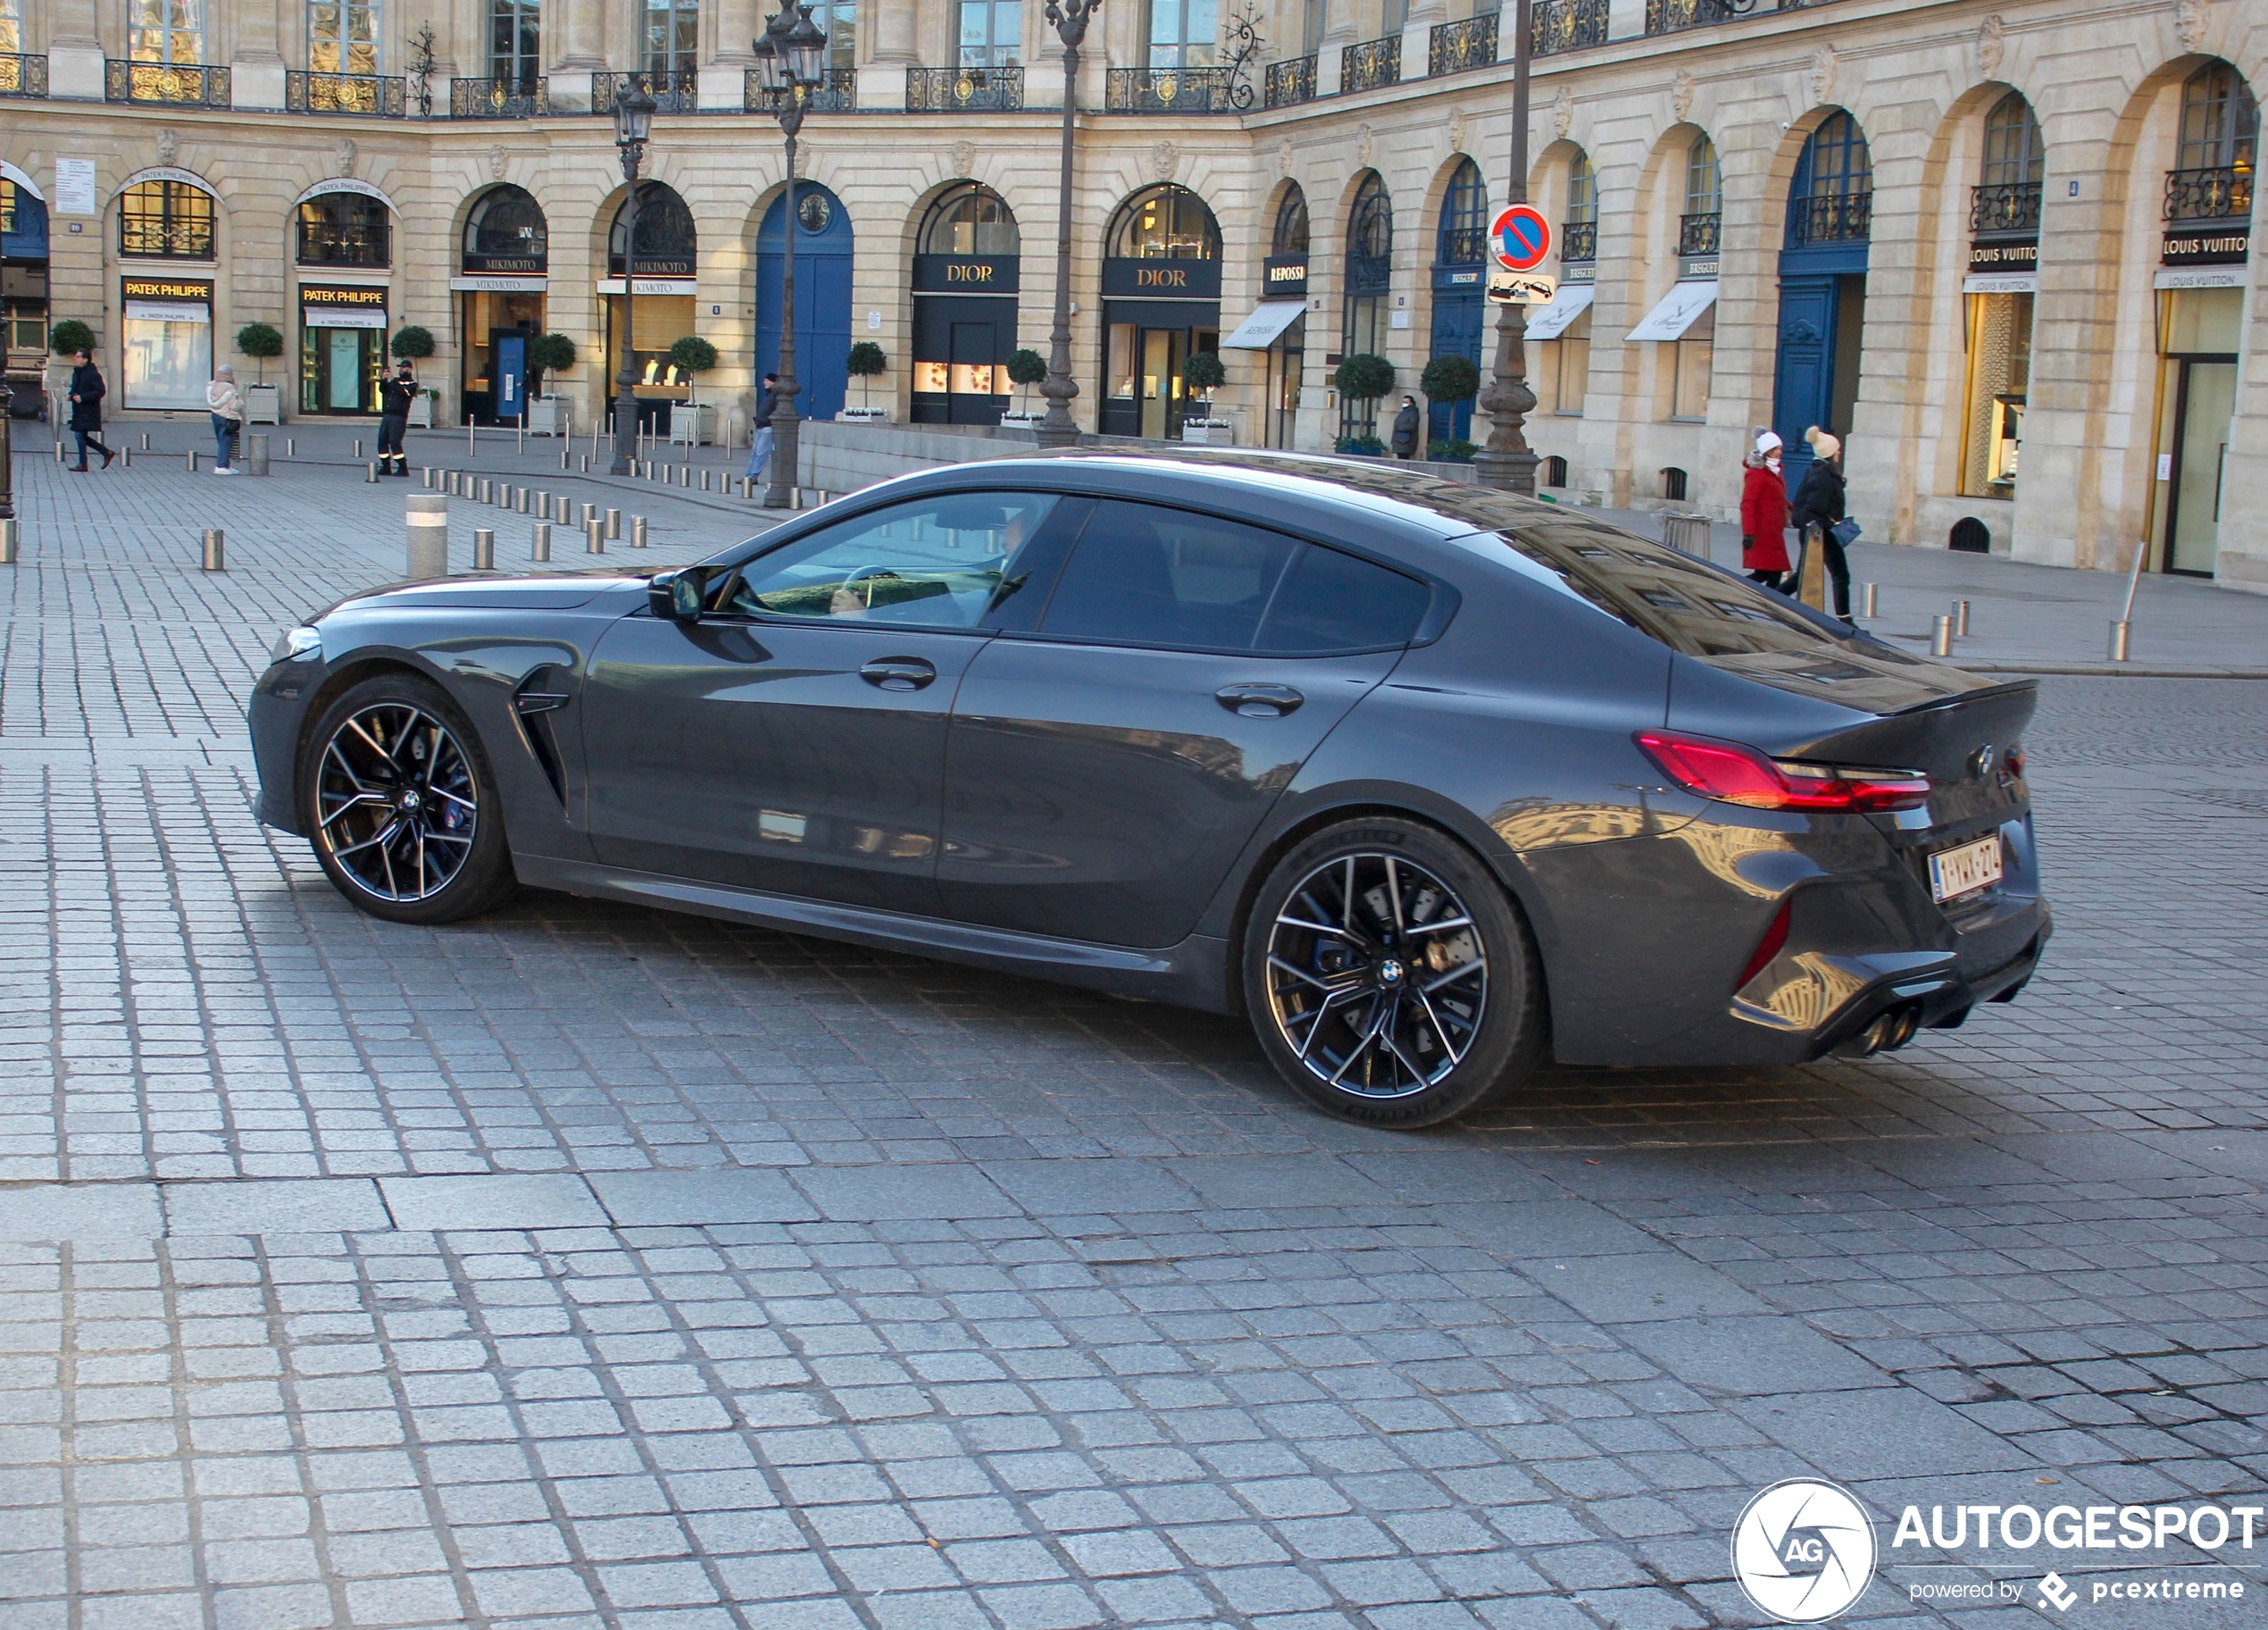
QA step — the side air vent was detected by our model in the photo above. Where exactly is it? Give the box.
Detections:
[513,665,572,807]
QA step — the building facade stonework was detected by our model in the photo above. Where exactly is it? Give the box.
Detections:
[0,0,2258,587]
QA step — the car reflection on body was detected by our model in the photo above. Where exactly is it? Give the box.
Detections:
[248,452,2048,1126]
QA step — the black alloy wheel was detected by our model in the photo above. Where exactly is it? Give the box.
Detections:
[303,674,518,924]
[1244,817,1544,1126]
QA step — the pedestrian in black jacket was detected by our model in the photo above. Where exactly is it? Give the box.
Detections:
[66,350,114,472]
[1389,395,1422,460]
[378,362,417,476]
[1790,426,1850,618]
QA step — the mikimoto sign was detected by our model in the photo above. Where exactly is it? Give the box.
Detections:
[1490,205,1553,272]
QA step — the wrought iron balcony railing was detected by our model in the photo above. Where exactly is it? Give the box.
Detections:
[120,220,214,258]
[743,68,855,113]
[2164,164,2253,223]
[1429,13,1496,76]
[451,75,546,116]
[1438,229,1487,265]
[287,70,405,115]
[1104,66,1246,112]
[297,221,390,265]
[908,65,1024,112]
[1970,180,2041,236]
[596,70,700,113]
[1677,212,1721,255]
[1264,53,1315,108]
[1788,189,1872,246]
[1646,0,1756,34]
[1341,34,1399,94]
[1534,0,1610,54]
[107,60,229,105]
[1560,220,1597,262]
[0,53,47,96]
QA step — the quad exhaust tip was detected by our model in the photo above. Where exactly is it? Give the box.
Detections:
[1840,1005,1922,1058]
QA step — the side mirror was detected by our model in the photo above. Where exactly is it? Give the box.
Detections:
[649,567,708,623]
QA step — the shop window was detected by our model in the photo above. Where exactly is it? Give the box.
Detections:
[958,0,1018,65]
[464,184,547,269]
[1544,455,1568,487]
[120,180,214,260]
[1550,310,1590,415]
[1146,0,1215,68]
[641,0,697,79]
[129,0,204,63]
[1960,289,2030,496]
[1671,305,1714,421]
[609,182,696,277]
[1562,151,1597,263]
[1660,467,1688,502]
[308,0,379,73]
[1273,187,1308,255]
[1949,518,1990,553]
[121,283,213,409]
[1106,184,1220,260]
[921,183,1019,255]
[298,193,389,267]
[487,0,539,88]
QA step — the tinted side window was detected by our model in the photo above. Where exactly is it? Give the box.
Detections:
[1255,545,1430,653]
[714,492,1060,629]
[1039,501,1297,650]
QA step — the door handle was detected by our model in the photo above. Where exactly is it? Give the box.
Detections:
[861,656,938,692]
[1215,682,1305,718]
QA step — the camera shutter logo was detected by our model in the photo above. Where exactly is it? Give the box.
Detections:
[1732,1479,1877,1623]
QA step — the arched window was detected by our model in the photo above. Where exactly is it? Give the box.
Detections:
[609,181,696,276]
[119,180,213,259]
[1436,157,1486,266]
[462,184,547,269]
[297,191,388,266]
[1974,93,2044,234]
[1273,186,1309,255]
[1680,136,1720,255]
[1105,184,1219,259]
[1563,152,1597,262]
[2170,63,2257,222]
[1341,171,1392,444]
[921,183,1019,255]
[1788,111,1872,246]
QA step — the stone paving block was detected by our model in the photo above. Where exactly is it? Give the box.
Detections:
[1160,1156,1394,1210]
[379,1174,606,1230]
[980,1159,1205,1216]
[0,1183,163,1241]
[1734,1387,2039,1479]
[163,1178,391,1235]
[1613,1317,1896,1396]
[788,1165,1019,1222]
[588,1169,820,1227]
[1541,1253,1773,1323]
[1434,1200,1659,1259]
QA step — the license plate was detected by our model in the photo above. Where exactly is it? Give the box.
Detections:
[1930,834,2004,903]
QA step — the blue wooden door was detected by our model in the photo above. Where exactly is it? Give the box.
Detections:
[1771,273,1839,492]
[757,185,854,422]
[1427,288,1485,444]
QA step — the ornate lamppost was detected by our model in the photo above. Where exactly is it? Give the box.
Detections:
[609,79,658,476]
[1472,0,1538,493]
[1036,0,1100,449]
[752,4,829,507]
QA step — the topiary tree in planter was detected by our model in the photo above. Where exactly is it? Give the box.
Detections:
[846,340,887,414]
[1182,351,1227,421]
[668,336,719,437]
[1333,353,1394,452]
[1005,347,1046,417]
[48,320,96,357]
[526,331,576,395]
[1420,354,1480,411]
[390,324,436,361]
[236,322,285,385]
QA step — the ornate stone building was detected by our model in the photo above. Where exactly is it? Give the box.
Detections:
[0,0,2258,585]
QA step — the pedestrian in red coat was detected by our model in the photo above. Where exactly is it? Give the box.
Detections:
[1739,430,1792,591]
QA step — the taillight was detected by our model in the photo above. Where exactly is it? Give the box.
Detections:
[2005,742,2027,780]
[1636,730,1931,813]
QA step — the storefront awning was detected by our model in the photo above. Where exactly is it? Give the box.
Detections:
[1522,283,1594,340]
[1221,300,1307,349]
[1625,280,1717,342]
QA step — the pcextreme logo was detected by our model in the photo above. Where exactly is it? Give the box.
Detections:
[1733,1479,1879,1623]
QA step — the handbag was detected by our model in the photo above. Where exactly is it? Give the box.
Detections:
[1829,517,1862,548]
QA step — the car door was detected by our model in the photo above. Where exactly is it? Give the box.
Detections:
[580,490,1074,914]
[938,498,1437,948]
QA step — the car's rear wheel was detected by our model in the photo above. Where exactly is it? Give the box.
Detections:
[302,673,517,924]
[1243,817,1544,1127]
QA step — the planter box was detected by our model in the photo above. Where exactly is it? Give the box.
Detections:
[526,395,571,436]
[999,411,1046,428]
[407,395,435,429]
[1180,421,1233,446]
[836,407,891,423]
[668,403,717,446]
[243,384,282,425]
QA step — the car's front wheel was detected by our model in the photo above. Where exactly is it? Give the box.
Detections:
[1242,817,1544,1127]
[301,673,518,924]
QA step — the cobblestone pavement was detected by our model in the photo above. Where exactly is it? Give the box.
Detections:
[3,446,2265,1629]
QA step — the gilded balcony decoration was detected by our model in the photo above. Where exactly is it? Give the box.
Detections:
[1970,180,2043,235]
[450,74,546,116]
[744,68,856,113]
[1532,0,1608,54]
[2164,164,2254,222]
[907,65,1024,112]
[1787,189,1872,246]
[0,53,47,96]
[106,60,230,104]
[1104,66,1245,113]
[1677,212,1720,255]
[596,70,699,113]
[286,70,406,115]
[1263,54,1315,108]
[1559,220,1598,262]
[1428,13,1495,77]
[1644,0,1755,35]
[1341,35,1399,94]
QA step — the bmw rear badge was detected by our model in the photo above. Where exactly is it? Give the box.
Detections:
[1969,744,1995,780]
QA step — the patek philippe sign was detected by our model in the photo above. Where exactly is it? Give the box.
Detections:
[1101,258,1222,299]
[1968,238,2039,272]
[1263,255,1308,295]
[2162,227,2249,266]
[301,284,388,329]
[912,255,1020,294]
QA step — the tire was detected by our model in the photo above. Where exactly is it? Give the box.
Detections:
[300,672,519,924]
[1241,816,1545,1128]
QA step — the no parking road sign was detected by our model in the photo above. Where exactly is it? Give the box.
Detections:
[1490,204,1553,272]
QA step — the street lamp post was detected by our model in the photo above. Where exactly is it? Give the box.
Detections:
[1472,0,1539,494]
[609,80,657,477]
[753,4,829,508]
[1036,0,1100,449]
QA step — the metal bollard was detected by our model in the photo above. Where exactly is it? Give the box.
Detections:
[201,528,225,572]
[2108,621,2132,662]
[680,465,692,488]
[606,508,621,540]
[700,468,711,492]
[468,422,476,456]
[286,438,296,457]
[188,449,198,472]
[560,448,570,471]
[791,487,803,510]
[140,433,151,450]
[538,492,553,521]
[632,516,648,548]
[516,487,530,514]
[479,479,494,506]
[246,433,270,477]
[406,492,449,580]
[0,519,17,565]
[517,425,525,455]
[586,517,605,554]
[579,456,589,473]
[582,502,597,528]
[532,522,552,562]
[1955,598,1971,638]
[1861,582,1878,618]
[121,448,131,469]
[474,528,496,570]
[1930,614,1953,657]
[366,462,379,482]
[354,439,363,458]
